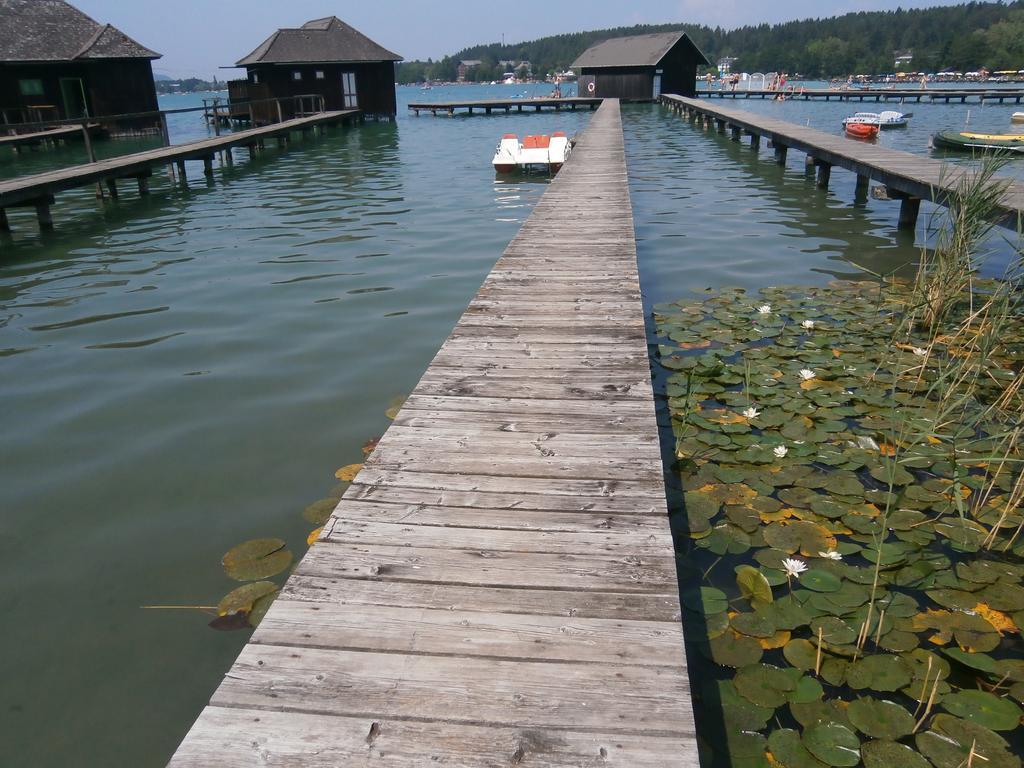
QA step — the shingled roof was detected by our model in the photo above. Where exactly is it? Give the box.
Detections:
[0,0,160,62]
[572,31,710,69]
[235,16,401,66]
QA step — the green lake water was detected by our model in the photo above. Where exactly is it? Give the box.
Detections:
[1,84,1021,765]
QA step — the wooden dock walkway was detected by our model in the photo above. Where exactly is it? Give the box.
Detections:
[0,110,357,234]
[168,99,697,767]
[0,123,103,151]
[408,96,602,115]
[663,95,1024,230]
[699,87,1024,103]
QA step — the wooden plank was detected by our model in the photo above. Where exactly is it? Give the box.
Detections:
[169,99,694,766]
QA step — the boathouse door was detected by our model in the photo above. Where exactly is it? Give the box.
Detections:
[59,78,89,119]
[653,70,662,99]
[341,72,358,109]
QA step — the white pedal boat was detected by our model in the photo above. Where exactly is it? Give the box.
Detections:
[843,110,910,128]
[493,132,572,173]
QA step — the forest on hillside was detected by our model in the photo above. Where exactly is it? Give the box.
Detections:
[396,2,1024,82]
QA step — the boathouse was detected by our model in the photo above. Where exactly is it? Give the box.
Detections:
[573,31,709,100]
[233,16,401,122]
[0,0,161,130]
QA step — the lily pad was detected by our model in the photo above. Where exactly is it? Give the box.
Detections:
[845,654,912,692]
[222,538,293,581]
[802,722,860,767]
[683,586,729,615]
[217,581,278,617]
[734,663,796,708]
[860,740,932,768]
[800,570,842,593]
[940,689,1023,731]
[917,714,1020,768]
[737,565,774,606]
[707,632,764,668]
[767,729,829,768]
[847,698,915,739]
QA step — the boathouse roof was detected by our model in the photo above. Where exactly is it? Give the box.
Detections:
[0,0,160,62]
[236,16,402,66]
[572,31,710,69]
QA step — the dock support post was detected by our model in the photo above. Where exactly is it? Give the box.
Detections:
[176,160,186,180]
[750,133,761,151]
[35,200,53,231]
[855,174,870,201]
[815,161,832,189]
[137,176,150,195]
[715,119,725,134]
[898,196,921,231]
[730,125,741,141]
[203,156,214,177]
[105,179,118,199]
[0,208,8,233]
[774,143,788,165]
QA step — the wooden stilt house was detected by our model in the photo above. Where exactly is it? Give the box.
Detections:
[573,31,710,101]
[0,0,160,132]
[233,17,401,123]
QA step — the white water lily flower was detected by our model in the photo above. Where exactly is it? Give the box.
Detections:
[798,369,816,381]
[757,304,772,314]
[782,558,808,578]
[773,445,788,458]
[819,550,843,560]
[742,406,761,419]
[801,320,815,329]
[912,347,928,357]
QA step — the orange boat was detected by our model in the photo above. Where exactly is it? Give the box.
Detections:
[844,121,879,140]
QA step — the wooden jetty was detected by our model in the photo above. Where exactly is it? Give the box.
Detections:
[0,110,357,234]
[663,94,1024,231]
[699,87,1024,103]
[168,99,697,767]
[408,96,602,116]
[0,123,103,151]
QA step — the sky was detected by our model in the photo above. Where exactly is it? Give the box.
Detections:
[74,0,969,80]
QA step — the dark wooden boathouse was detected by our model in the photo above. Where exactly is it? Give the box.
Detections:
[0,0,160,131]
[232,16,401,122]
[573,31,709,101]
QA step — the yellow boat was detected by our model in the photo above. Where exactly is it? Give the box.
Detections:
[932,130,1024,152]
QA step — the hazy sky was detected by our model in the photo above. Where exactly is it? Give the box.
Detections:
[74,0,966,79]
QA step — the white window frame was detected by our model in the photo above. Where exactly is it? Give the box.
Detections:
[315,70,325,80]
[293,70,303,81]
[341,71,358,108]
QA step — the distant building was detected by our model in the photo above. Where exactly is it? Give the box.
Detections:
[894,51,914,69]
[457,60,482,82]
[0,0,160,130]
[234,16,402,121]
[572,31,710,100]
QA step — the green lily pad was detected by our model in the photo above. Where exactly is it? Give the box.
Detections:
[940,689,1023,731]
[845,654,912,692]
[783,638,819,671]
[847,698,915,739]
[732,610,777,638]
[800,570,842,593]
[734,662,796,708]
[302,497,339,525]
[707,631,763,668]
[683,586,729,615]
[917,714,1020,768]
[737,565,774,606]
[860,740,932,768]
[247,592,276,628]
[802,722,860,767]
[217,581,279,617]
[222,538,293,581]
[789,675,825,704]
[767,729,829,768]
[716,679,775,731]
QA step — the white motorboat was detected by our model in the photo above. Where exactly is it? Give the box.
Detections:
[492,132,572,173]
[1013,112,1024,123]
[842,110,910,128]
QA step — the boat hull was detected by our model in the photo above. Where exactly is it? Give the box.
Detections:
[845,123,879,140]
[933,130,1024,153]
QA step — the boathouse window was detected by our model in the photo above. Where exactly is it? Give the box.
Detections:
[341,72,358,108]
[293,71,303,81]
[315,70,325,80]
[250,72,259,84]
[18,79,44,97]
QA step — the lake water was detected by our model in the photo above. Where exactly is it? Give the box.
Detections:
[1,83,1021,766]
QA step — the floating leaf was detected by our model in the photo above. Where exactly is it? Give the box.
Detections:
[306,527,323,546]
[334,463,363,481]
[861,740,932,768]
[734,663,796,708]
[222,538,292,581]
[940,690,1023,731]
[683,587,729,615]
[845,654,912,692]
[802,722,860,767]
[302,497,338,525]
[847,698,915,739]
[247,592,276,628]
[217,581,278,617]
[384,395,407,419]
[800,570,842,593]
[707,631,763,668]
[737,565,774,606]
[767,728,827,768]
[917,714,1020,768]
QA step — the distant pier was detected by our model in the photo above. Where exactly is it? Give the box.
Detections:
[408,96,602,115]
[699,87,1024,104]
[0,110,358,235]
[168,99,697,767]
[663,94,1024,231]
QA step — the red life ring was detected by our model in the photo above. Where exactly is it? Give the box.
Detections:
[587,81,596,94]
